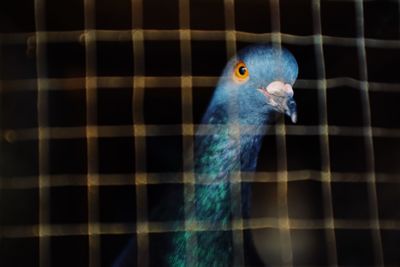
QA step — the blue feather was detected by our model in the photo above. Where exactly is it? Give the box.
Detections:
[114,44,298,267]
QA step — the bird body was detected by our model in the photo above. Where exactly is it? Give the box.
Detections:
[114,44,298,267]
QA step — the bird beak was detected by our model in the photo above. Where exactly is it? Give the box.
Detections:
[285,96,297,123]
[258,81,298,123]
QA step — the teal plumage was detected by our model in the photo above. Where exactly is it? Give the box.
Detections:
[114,44,298,267]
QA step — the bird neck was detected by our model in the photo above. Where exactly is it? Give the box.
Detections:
[192,102,271,221]
[193,125,265,179]
[170,108,270,267]
[194,102,270,178]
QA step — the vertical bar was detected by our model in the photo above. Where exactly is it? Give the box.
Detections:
[0,37,2,167]
[132,1,148,266]
[224,0,237,57]
[311,1,338,266]
[224,1,245,266]
[83,0,100,266]
[270,1,293,266]
[0,26,3,244]
[355,1,384,266]
[270,0,282,46]
[34,0,50,266]
[178,0,197,265]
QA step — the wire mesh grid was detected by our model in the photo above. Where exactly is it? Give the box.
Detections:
[1,0,400,266]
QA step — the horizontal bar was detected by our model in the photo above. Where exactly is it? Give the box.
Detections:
[2,77,399,92]
[2,125,400,143]
[1,171,399,190]
[1,218,399,238]
[1,30,400,49]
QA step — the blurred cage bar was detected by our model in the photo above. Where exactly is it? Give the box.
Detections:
[0,0,400,266]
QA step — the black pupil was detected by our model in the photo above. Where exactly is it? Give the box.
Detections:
[238,66,247,75]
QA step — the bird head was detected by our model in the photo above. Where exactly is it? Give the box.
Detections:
[214,44,298,125]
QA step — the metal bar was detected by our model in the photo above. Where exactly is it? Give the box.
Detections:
[312,1,338,266]
[355,0,384,265]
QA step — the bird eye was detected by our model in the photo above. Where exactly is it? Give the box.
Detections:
[233,61,249,82]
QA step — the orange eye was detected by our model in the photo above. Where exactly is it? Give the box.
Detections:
[233,61,249,82]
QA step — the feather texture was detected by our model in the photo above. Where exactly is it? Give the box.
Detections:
[114,44,298,267]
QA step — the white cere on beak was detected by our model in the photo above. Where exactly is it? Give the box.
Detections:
[266,81,294,97]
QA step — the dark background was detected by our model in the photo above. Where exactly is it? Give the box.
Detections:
[0,0,399,266]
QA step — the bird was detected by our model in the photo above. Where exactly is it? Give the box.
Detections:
[114,44,298,267]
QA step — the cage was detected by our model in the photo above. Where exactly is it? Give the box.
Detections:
[1,0,400,266]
